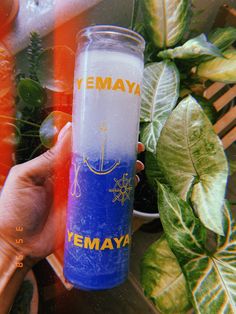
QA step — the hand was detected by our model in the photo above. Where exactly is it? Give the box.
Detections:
[0,123,145,264]
[0,122,72,265]
[0,121,145,313]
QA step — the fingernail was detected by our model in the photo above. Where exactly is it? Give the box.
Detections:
[136,160,145,171]
[58,122,72,142]
[137,142,145,153]
[135,175,140,186]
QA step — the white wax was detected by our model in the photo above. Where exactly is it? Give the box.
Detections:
[72,49,143,161]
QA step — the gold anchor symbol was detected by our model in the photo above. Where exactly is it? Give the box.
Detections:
[71,162,81,198]
[83,123,120,175]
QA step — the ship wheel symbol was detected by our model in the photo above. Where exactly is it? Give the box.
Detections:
[109,173,133,206]
[70,162,81,198]
[83,123,120,175]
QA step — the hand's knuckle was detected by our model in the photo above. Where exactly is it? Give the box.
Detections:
[9,164,24,177]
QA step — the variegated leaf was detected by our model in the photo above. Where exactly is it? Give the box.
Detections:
[141,235,192,314]
[157,183,206,265]
[156,95,228,235]
[141,0,190,48]
[158,185,236,313]
[140,122,161,156]
[184,204,236,314]
[216,203,236,264]
[197,49,236,83]
[140,62,179,153]
[158,34,222,60]
[208,27,236,51]
[193,28,236,64]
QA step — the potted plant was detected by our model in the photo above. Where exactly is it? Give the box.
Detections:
[1,1,236,310]
[128,0,236,313]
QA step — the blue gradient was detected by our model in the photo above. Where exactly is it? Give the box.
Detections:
[64,153,135,290]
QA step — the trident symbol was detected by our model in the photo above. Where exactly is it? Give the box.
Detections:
[70,162,81,198]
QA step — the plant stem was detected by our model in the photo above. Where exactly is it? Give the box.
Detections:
[0,115,40,128]
[16,147,29,152]
[131,0,140,30]
[21,134,39,138]
[28,143,43,160]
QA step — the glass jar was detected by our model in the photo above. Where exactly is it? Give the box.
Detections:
[64,25,145,290]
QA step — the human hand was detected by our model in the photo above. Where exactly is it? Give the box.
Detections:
[0,123,145,265]
[0,122,72,266]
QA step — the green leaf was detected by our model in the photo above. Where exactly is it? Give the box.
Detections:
[141,235,192,314]
[208,27,236,51]
[185,204,236,314]
[145,150,164,190]
[140,61,179,153]
[158,34,222,60]
[193,95,218,124]
[140,0,190,48]
[158,183,207,265]
[36,46,75,93]
[17,78,47,107]
[156,95,228,235]
[39,111,72,148]
[197,49,236,83]
[158,186,236,313]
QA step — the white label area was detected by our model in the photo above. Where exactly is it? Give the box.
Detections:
[72,49,144,161]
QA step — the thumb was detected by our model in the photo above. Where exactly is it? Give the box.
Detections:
[21,122,72,181]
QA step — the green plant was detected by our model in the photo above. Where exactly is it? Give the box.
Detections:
[15,32,46,163]
[1,33,75,165]
[0,32,75,193]
[132,1,236,313]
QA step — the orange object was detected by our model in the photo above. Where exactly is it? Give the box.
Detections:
[0,42,15,189]
[0,0,19,38]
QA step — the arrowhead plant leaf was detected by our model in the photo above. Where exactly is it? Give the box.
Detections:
[158,34,222,60]
[158,185,236,314]
[156,96,228,235]
[157,183,207,265]
[140,0,190,48]
[193,95,218,124]
[140,61,179,153]
[141,235,192,314]
[185,204,236,314]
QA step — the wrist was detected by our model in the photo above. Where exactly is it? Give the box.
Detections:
[0,236,30,291]
[0,237,31,314]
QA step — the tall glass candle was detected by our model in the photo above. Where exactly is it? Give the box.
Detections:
[64,25,145,290]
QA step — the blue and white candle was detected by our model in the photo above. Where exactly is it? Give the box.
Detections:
[64,26,144,290]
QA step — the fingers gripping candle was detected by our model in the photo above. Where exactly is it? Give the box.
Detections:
[64,25,145,290]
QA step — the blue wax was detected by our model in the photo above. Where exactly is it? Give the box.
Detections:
[64,153,135,290]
